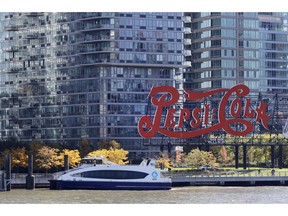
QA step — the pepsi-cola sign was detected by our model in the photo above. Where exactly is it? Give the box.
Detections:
[138,84,270,139]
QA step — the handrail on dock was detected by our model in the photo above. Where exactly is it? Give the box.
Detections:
[171,170,287,179]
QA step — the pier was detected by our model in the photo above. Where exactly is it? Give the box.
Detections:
[3,170,288,189]
[171,170,288,186]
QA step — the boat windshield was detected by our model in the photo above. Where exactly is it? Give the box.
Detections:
[81,158,104,165]
[80,157,117,165]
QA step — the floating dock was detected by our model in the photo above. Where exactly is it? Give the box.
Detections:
[171,171,288,186]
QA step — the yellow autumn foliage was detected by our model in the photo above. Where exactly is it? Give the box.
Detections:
[36,146,60,170]
[156,153,172,169]
[86,148,128,165]
[59,149,81,168]
[0,148,28,169]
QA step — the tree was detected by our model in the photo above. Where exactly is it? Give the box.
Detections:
[29,140,43,170]
[87,148,128,165]
[36,146,60,171]
[185,148,217,167]
[11,147,28,171]
[0,148,28,171]
[107,148,129,165]
[156,153,172,169]
[219,146,229,164]
[97,140,120,150]
[79,138,94,158]
[59,149,81,168]
[87,149,110,158]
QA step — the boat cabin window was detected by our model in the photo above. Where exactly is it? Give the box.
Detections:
[81,159,104,165]
[81,170,149,179]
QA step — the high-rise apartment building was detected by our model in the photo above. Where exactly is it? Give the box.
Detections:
[184,12,288,93]
[183,12,288,133]
[0,12,184,158]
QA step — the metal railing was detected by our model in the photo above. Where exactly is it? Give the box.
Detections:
[171,170,288,178]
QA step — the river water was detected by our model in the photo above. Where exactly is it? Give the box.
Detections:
[1,186,288,204]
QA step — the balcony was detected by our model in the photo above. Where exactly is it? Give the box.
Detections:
[6,67,24,73]
[78,35,112,43]
[182,16,191,23]
[4,26,20,31]
[25,33,41,39]
[4,46,19,52]
[183,38,192,45]
[183,61,192,66]
[81,24,114,31]
[79,58,116,65]
[78,13,115,20]
[183,27,192,34]
[25,12,44,17]
[184,50,192,56]
[78,47,116,54]
[28,56,39,61]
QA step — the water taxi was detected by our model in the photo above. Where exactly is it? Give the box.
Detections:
[49,157,171,190]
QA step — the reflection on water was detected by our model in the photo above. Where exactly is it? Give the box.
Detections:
[1,186,288,204]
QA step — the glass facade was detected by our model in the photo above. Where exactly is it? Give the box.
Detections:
[184,12,288,94]
[0,12,184,158]
[183,12,288,134]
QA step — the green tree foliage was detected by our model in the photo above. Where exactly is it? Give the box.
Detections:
[79,138,94,158]
[246,146,270,166]
[185,148,217,167]
[97,140,120,150]
[59,149,81,168]
[209,133,287,145]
